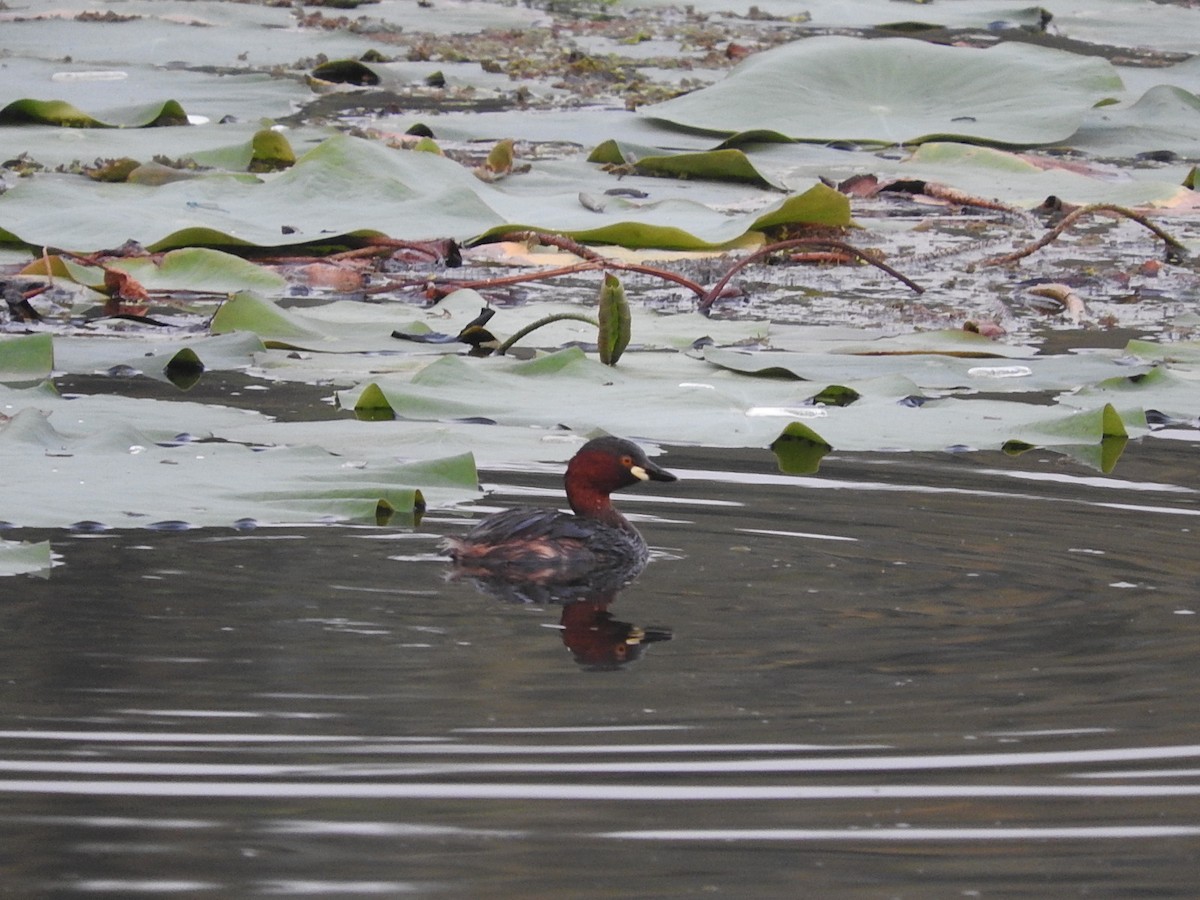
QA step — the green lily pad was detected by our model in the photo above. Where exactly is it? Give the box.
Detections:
[0,133,850,253]
[770,421,832,474]
[1064,366,1200,421]
[333,345,1149,468]
[27,248,287,296]
[1071,85,1200,158]
[704,338,1149,396]
[0,398,480,528]
[0,540,53,577]
[210,292,324,344]
[53,332,268,382]
[0,97,189,128]
[0,334,54,384]
[588,140,787,190]
[643,36,1123,147]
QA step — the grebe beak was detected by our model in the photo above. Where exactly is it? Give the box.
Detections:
[632,460,678,483]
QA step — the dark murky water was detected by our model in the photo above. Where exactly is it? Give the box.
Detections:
[2,437,1199,897]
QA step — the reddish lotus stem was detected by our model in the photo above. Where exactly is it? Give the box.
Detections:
[698,238,923,313]
[982,203,1186,266]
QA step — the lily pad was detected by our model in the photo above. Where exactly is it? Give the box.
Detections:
[52,332,269,384]
[643,36,1123,147]
[1064,366,1200,422]
[0,97,189,128]
[0,399,481,528]
[588,140,787,190]
[333,345,1150,467]
[1071,85,1200,159]
[23,248,286,295]
[0,334,54,384]
[0,133,849,252]
[0,540,53,578]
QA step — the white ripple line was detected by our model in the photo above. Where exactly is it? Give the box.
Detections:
[2,740,1199,771]
[600,826,1200,842]
[0,781,1199,801]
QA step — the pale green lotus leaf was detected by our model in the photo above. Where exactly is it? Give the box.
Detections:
[119,248,285,292]
[0,381,268,446]
[0,540,53,577]
[332,346,1151,462]
[0,334,54,384]
[52,332,268,381]
[643,36,1123,146]
[715,138,1192,208]
[1043,1,1200,55]
[588,140,787,190]
[0,133,847,252]
[338,348,803,447]
[0,403,480,528]
[1124,339,1200,366]
[804,391,1145,458]
[208,289,769,368]
[0,134,507,251]
[210,293,324,344]
[210,291,463,357]
[475,180,852,250]
[0,97,188,128]
[1063,365,1200,421]
[0,3,380,72]
[704,344,1149,395]
[896,142,1193,208]
[33,248,287,295]
[1071,85,1200,158]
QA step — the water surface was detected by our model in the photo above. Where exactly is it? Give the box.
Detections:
[2,437,1198,897]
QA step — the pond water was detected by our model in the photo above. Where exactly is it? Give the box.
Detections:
[2,431,1198,897]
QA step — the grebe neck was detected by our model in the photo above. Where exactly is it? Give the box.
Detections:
[566,485,634,531]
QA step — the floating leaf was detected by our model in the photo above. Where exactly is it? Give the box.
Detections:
[807,385,860,407]
[483,138,515,175]
[0,334,53,384]
[249,128,296,172]
[163,348,205,391]
[111,248,287,294]
[1065,366,1200,421]
[0,97,189,128]
[0,540,53,578]
[643,36,1123,147]
[52,331,268,381]
[588,140,786,190]
[210,291,322,344]
[354,382,397,421]
[0,396,481,528]
[1071,85,1200,158]
[770,421,832,474]
[1001,404,1133,472]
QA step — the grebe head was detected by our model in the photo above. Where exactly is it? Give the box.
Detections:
[564,436,676,518]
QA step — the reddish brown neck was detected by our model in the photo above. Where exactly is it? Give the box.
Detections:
[566,484,630,529]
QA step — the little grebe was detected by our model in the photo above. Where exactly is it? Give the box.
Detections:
[443,436,676,579]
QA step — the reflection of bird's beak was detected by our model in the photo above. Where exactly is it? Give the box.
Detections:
[632,460,677,483]
[620,626,672,647]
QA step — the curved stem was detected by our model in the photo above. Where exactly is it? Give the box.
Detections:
[484,230,609,262]
[496,313,599,355]
[982,203,1187,266]
[698,238,924,313]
